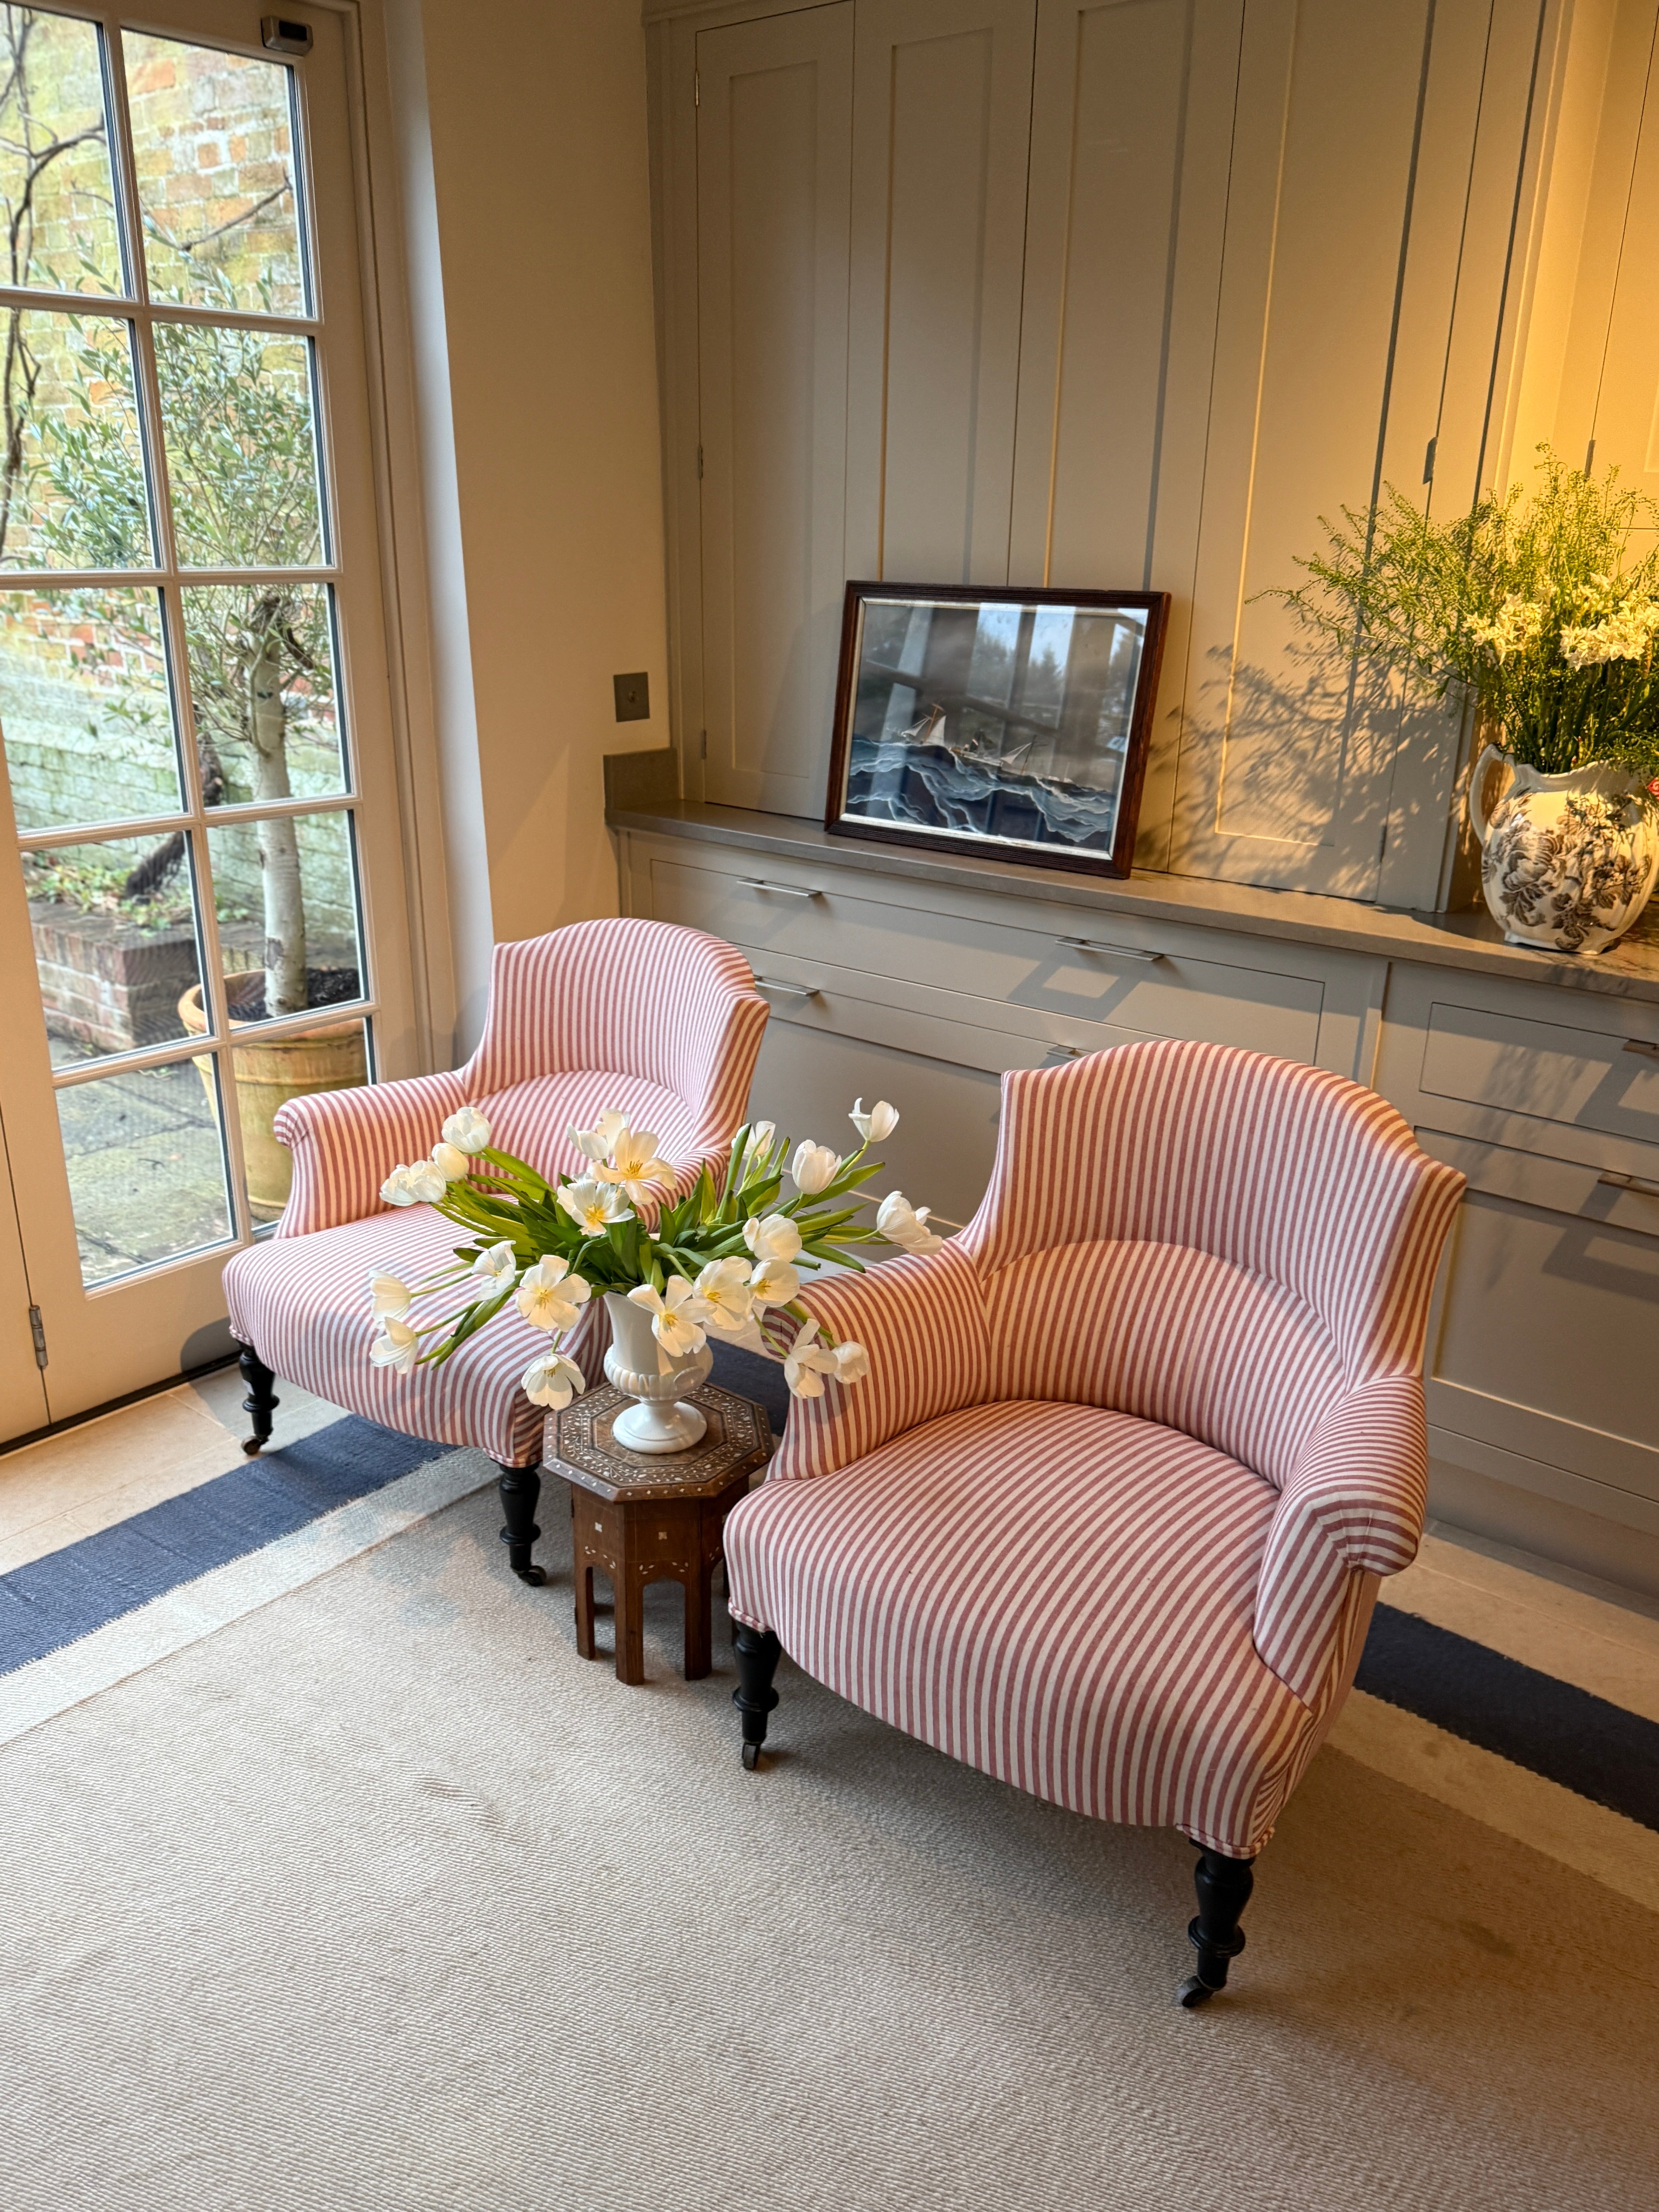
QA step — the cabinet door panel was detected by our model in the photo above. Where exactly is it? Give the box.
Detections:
[747,1010,1003,1231]
[697,6,854,816]
[1168,0,1434,893]
[1431,1189,1659,1500]
[1010,0,1243,870]
[846,0,1037,584]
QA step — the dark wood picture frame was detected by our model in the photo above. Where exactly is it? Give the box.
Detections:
[823,580,1170,879]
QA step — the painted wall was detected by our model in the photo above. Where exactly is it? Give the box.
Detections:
[412,0,669,963]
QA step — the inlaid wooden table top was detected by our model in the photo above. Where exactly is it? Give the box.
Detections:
[547,1381,775,1501]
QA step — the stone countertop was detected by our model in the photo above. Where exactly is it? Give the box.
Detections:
[608,793,1659,1007]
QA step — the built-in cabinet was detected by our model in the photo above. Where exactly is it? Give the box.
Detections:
[611,796,1659,1598]
[647,0,1561,905]
[634,0,1659,1598]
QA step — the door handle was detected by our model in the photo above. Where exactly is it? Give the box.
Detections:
[754,977,821,1002]
[1598,1169,1659,1197]
[739,878,822,900]
[1054,935,1163,963]
[1623,1039,1659,1060]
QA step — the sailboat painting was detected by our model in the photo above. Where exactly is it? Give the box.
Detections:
[824,582,1171,879]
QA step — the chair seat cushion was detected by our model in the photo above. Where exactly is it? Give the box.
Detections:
[723,1400,1317,1855]
[223,1065,699,1463]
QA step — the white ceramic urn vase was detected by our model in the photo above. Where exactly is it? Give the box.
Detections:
[1469,743,1659,955]
[602,1290,712,1454]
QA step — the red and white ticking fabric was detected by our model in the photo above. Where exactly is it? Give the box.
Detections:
[223,919,768,1466]
[724,1040,1465,1858]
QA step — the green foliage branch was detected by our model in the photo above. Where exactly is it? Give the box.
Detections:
[1273,445,1659,782]
[413,1123,886,1372]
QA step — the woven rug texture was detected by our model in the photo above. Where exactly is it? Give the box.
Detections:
[1,1479,1655,2212]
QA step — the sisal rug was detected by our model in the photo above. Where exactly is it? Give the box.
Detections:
[1,1477,1656,2212]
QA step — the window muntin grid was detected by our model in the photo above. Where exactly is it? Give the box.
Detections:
[0,8,377,1284]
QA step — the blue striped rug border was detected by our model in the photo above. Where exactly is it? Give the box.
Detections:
[1,1343,1653,1845]
[0,1416,455,1676]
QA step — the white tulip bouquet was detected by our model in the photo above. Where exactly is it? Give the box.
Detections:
[366,1097,944,1412]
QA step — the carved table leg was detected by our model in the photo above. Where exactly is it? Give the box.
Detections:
[1177,1847,1255,2008]
[683,1554,713,1681]
[612,1558,646,1685]
[238,1346,278,1457]
[496,1463,546,1586]
[574,1561,597,1660]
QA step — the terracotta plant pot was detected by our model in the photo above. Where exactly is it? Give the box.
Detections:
[178,975,368,1220]
[1468,744,1659,955]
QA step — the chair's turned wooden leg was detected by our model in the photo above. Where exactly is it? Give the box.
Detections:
[496,1464,546,1586]
[238,1346,278,1456]
[1177,1848,1255,2008]
[732,1623,782,1770]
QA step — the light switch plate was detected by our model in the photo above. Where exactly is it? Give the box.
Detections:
[613,672,650,722]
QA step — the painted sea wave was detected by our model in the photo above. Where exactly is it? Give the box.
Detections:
[844,735,1122,852]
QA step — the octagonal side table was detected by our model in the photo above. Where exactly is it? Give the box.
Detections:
[546,1380,774,1685]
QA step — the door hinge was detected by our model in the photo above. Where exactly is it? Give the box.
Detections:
[694,69,699,106]
[27,1304,46,1370]
[1585,436,1597,477]
[1422,436,1436,484]
[696,443,704,481]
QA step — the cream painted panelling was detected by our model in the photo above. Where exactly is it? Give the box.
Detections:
[844,0,1036,584]
[651,0,1558,905]
[1166,0,1549,902]
[697,5,854,816]
[1009,0,1243,871]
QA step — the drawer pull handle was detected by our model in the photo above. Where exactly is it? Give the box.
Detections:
[1054,935,1163,964]
[754,977,821,1002]
[1623,1039,1659,1060]
[1598,1170,1659,1198]
[740,878,822,900]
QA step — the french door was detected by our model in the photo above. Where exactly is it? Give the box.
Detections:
[0,0,414,1426]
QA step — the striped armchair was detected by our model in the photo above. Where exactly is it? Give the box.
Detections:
[722,1040,1464,2006]
[224,919,767,1580]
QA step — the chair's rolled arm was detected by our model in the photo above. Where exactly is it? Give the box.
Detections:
[764,1240,990,1484]
[1253,1373,1428,1705]
[272,1071,470,1237]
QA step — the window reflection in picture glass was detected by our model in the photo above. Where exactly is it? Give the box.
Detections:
[827,584,1170,879]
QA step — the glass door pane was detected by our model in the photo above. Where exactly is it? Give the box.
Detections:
[0,1,414,1425]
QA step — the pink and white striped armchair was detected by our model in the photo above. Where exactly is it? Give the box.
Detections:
[224,918,767,1581]
[723,1039,1464,2005]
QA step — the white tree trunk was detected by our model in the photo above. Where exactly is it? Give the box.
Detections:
[248,634,306,1017]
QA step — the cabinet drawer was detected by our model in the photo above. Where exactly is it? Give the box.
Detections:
[649,855,1326,1062]
[1420,998,1659,1148]
[1417,1127,1659,1241]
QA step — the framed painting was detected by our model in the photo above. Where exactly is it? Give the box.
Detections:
[824,582,1170,878]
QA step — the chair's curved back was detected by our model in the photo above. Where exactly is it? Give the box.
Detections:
[459,917,768,1140]
[960,1042,1462,1484]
